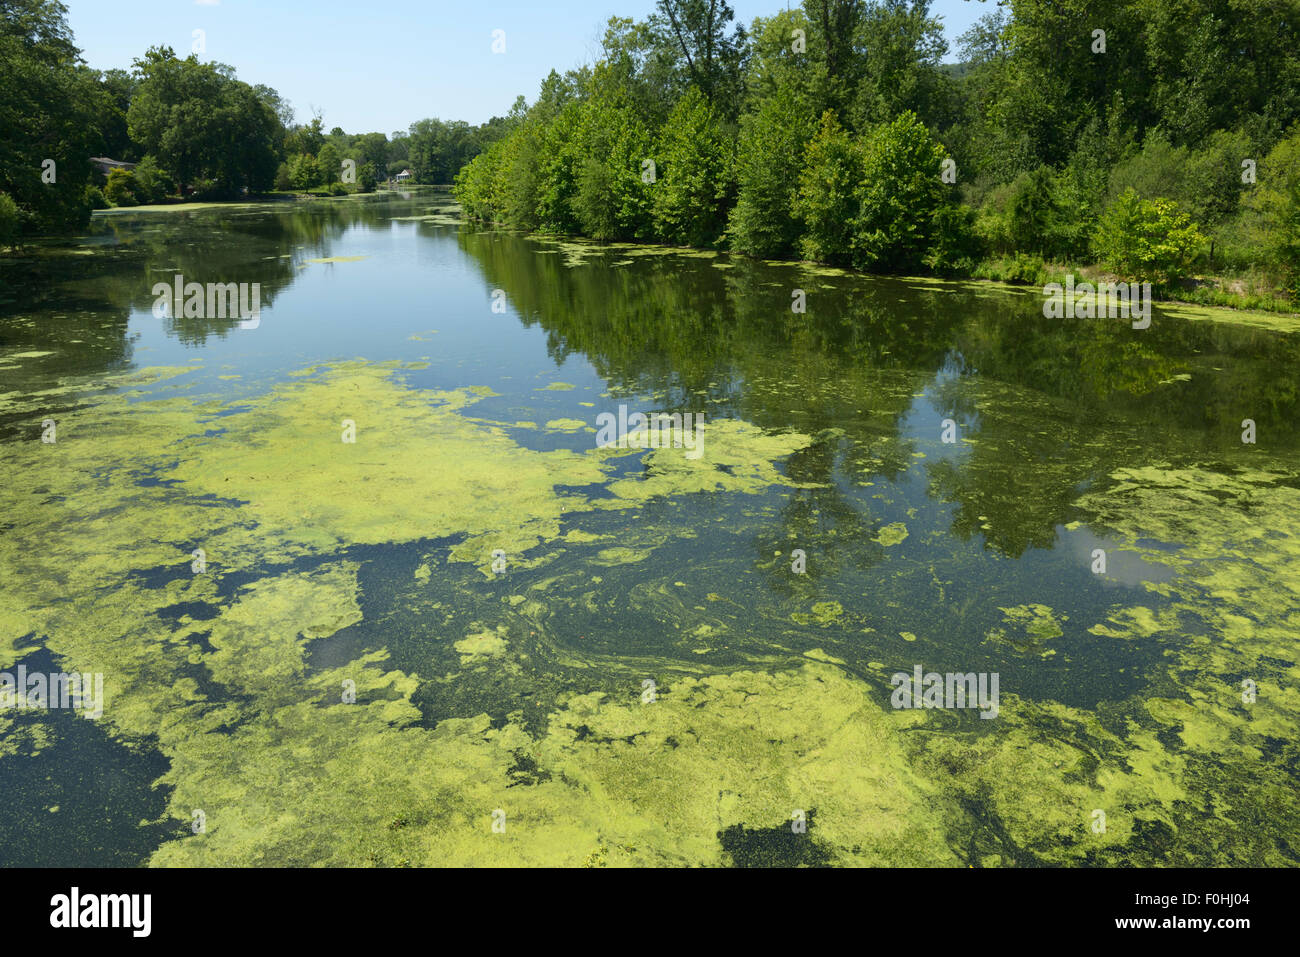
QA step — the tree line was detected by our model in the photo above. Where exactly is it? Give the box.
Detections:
[454,0,1300,301]
[0,0,508,242]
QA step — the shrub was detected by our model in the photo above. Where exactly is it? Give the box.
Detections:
[794,111,862,264]
[534,100,584,232]
[104,168,141,207]
[729,85,817,257]
[1244,127,1300,297]
[571,96,653,241]
[1094,188,1205,284]
[852,111,949,271]
[83,185,108,211]
[453,138,509,222]
[1109,130,1252,228]
[924,203,981,275]
[132,156,173,204]
[357,162,378,193]
[0,192,19,248]
[988,165,1094,261]
[190,178,235,201]
[970,253,1050,285]
[1005,167,1057,257]
[652,89,734,247]
[288,154,321,192]
[501,125,543,229]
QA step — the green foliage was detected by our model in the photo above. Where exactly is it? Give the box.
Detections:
[651,89,734,247]
[728,82,815,257]
[795,110,954,272]
[407,117,502,184]
[850,0,953,130]
[317,143,341,185]
[1005,167,1058,258]
[852,111,949,271]
[127,47,280,194]
[925,203,981,276]
[970,251,1051,286]
[288,154,321,192]
[1094,189,1206,285]
[981,165,1094,262]
[132,155,172,203]
[534,99,587,233]
[1245,127,1300,297]
[83,184,107,211]
[0,0,104,235]
[794,111,863,264]
[284,115,325,157]
[1108,130,1251,228]
[571,85,654,241]
[0,192,19,248]
[104,168,141,207]
[453,139,510,222]
[649,1,747,118]
[274,163,292,192]
[423,0,1300,295]
[352,133,390,173]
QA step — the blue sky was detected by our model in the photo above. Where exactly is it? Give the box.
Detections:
[65,1,990,134]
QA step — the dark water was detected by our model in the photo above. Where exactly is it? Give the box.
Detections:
[1,191,1297,866]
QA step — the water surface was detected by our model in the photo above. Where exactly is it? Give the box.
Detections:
[1,192,1297,866]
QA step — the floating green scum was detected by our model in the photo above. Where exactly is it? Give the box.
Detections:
[1,351,1295,866]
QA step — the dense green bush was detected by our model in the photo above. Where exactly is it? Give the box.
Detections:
[571,92,653,241]
[728,85,816,257]
[651,89,734,247]
[794,111,862,264]
[288,154,321,192]
[132,156,173,203]
[0,193,19,248]
[852,111,949,271]
[500,123,543,229]
[1107,130,1251,229]
[84,185,108,211]
[104,168,141,207]
[453,138,508,222]
[1094,189,1205,284]
[925,203,982,275]
[534,101,585,233]
[1245,128,1300,296]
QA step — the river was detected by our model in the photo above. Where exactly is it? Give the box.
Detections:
[1,190,1297,866]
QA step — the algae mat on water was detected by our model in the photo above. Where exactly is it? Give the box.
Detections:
[1,360,1298,865]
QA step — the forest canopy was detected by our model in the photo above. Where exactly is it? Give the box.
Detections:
[0,0,509,236]
[454,0,1300,297]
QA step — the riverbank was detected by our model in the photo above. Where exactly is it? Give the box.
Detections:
[470,220,1300,333]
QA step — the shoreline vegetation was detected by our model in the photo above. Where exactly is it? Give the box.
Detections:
[3,0,1298,325]
[1,0,507,248]
[3,186,1291,331]
[449,2,1300,320]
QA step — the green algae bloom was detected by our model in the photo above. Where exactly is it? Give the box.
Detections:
[792,601,845,626]
[987,604,1065,654]
[874,522,909,546]
[7,194,1300,870]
